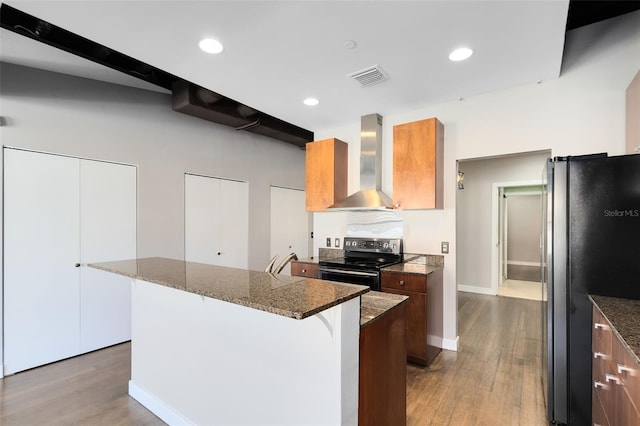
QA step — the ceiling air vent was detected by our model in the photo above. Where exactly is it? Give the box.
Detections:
[347,65,389,87]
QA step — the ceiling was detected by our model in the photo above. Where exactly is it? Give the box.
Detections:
[1,1,638,134]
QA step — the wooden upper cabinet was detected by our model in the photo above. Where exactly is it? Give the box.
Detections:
[305,138,348,212]
[626,70,640,155]
[393,118,444,209]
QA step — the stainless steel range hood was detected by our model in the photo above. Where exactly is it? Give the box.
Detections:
[328,114,394,210]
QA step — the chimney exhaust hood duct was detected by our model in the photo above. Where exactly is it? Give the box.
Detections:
[328,114,394,210]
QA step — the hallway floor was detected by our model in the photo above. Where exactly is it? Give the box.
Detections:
[499,278,544,301]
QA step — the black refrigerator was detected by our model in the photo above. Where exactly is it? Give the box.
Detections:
[544,153,640,425]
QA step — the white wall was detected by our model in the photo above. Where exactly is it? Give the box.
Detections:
[0,63,306,373]
[314,11,640,350]
[0,63,306,265]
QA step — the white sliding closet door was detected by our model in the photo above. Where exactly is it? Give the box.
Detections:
[80,160,136,352]
[270,186,309,275]
[185,174,248,269]
[4,149,81,374]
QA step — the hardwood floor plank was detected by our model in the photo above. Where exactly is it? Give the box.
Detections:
[1,292,547,425]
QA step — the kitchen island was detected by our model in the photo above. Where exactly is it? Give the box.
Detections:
[89,257,369,426]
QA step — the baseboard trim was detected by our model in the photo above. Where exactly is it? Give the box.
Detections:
[129,381,194,426]
[442,336,459,351]
[458,285,496,296]
[507,261,541,267]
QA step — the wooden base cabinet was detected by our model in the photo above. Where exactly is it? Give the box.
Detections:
[393,118,444,210]
[290,261,319,278]
[359,301,407,426]
[381,269,443,366]
[305,138,348,212]
[592,305,640,426]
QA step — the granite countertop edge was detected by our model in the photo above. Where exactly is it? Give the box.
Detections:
[589,294,640,365]
[360,291,409,327]
[89,259,369,320]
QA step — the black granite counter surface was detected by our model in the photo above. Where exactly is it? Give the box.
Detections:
[589,295,640,365]
[382,253,444,275]
[360,291,409,327]
[89,257,368,320]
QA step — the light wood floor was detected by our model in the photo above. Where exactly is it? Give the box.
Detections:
[407,291,547,425]
[1,292,547,425]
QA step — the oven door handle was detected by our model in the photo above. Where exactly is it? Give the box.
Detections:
[319,268,378,277]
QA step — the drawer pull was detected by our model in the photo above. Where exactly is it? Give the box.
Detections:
[399,280,405,286]
[594,323,610,331]
[594,381,607,389]
[301,269,307,273]
[617,364,639,376]
[594,352,610,360]
[605,374,622,385]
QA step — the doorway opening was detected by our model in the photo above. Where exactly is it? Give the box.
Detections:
[494,183,545,301]
[456,150,551,299]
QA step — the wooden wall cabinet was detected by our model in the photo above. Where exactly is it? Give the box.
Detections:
[305,138,348,211]
[290,261,319,278]
[393,118,444,210]
[381,269,443,366]
[627,70,640,155]
[592,305,640,426]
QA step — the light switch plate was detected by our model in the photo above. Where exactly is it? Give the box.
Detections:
[441,241,449,254]
[334,238,340,248]
[326,237,331,247]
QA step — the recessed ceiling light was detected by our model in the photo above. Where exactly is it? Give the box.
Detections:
[303,98,319,106]
[199,38,224,54]
[449,47,473,62]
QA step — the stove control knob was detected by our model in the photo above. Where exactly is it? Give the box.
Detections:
[383,242,389,249]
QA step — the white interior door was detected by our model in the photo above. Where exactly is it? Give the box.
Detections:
[185,174,248,268]
[3,149,81,374]
[79,159,137,352]
[270,186,308,275]
[217,178,249,269]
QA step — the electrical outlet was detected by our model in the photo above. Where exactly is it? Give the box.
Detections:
[441,241,449,254]
[326,237,332,247]
[334,238,340,248]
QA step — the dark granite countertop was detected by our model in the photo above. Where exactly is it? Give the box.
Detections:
[382,253,444,275]
[589,295,640,365]
[89,257,369,320]
[360,291,409,327]
[292,248,345,265]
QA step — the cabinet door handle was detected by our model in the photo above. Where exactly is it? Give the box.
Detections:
[593,352,610,360]
[399,280,405,286]
[594,381,607,389]
[217,252,222,255]
[594,323,610,331]
[605,374,622,385]
[617,364,638,376]
[75,263,81,268]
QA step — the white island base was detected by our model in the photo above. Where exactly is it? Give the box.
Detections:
[128,278,361,426]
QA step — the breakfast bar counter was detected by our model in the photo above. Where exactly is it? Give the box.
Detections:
[89,257,368,319]
[89,257,368,426]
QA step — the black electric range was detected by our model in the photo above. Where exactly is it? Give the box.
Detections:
[318,237,403,291]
